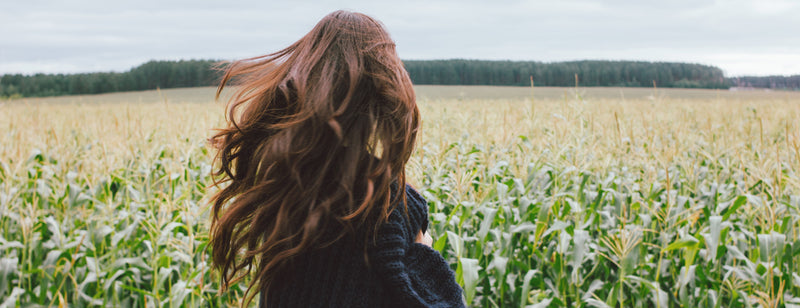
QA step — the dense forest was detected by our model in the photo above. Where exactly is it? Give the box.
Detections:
[404,60,729,88]
[0,59,796,99]
[0,60,220,98]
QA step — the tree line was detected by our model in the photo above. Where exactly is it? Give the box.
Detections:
[730,75,800,90]
[0,60,220,99]
[404,60,730,89]
[1,59,797,99]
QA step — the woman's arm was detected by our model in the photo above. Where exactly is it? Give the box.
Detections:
[368,185,465,308]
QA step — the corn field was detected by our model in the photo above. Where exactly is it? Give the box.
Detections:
[1,87,800,307]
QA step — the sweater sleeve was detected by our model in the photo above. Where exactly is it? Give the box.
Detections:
[369,185,465,308]
[403,185,429,236]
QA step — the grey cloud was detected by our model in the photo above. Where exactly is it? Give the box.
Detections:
[1,0,798,76]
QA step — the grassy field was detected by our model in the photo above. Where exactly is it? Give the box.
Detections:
[1,86,800,307]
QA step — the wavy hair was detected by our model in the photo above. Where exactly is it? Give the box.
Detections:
[208,10,419,306]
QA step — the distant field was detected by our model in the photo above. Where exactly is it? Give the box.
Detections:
[416,85,800,101]
[5,85,799,104]
[1,86,799,307]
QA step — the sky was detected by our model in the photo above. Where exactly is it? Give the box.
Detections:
[1,0,799,77]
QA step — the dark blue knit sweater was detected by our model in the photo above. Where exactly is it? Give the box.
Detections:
[261,185,465,307]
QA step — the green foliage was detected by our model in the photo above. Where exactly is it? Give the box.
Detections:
[0,141,245,307]
[404,59,733,89]
[0,60,221,99]
[1,89,799,307]
[420,137,800,307]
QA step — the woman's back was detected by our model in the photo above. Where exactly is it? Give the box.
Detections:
[265,185,462,307]
[265,223,386,307]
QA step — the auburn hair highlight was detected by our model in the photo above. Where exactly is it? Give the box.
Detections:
[208,10,419,306]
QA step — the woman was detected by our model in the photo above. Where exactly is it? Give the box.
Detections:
[208,10,465,307]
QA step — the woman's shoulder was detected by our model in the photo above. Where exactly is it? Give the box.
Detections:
[405,184,428,228]
[387,183,429,236]
[403,184,426,207]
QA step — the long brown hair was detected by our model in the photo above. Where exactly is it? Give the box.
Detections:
[208,10,419,306]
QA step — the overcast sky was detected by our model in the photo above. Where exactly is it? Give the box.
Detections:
[1,0,798,76]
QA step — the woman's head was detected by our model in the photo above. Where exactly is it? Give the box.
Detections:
[209,10,418,305]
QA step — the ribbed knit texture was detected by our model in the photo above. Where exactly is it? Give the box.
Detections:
[261,185,465,307]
